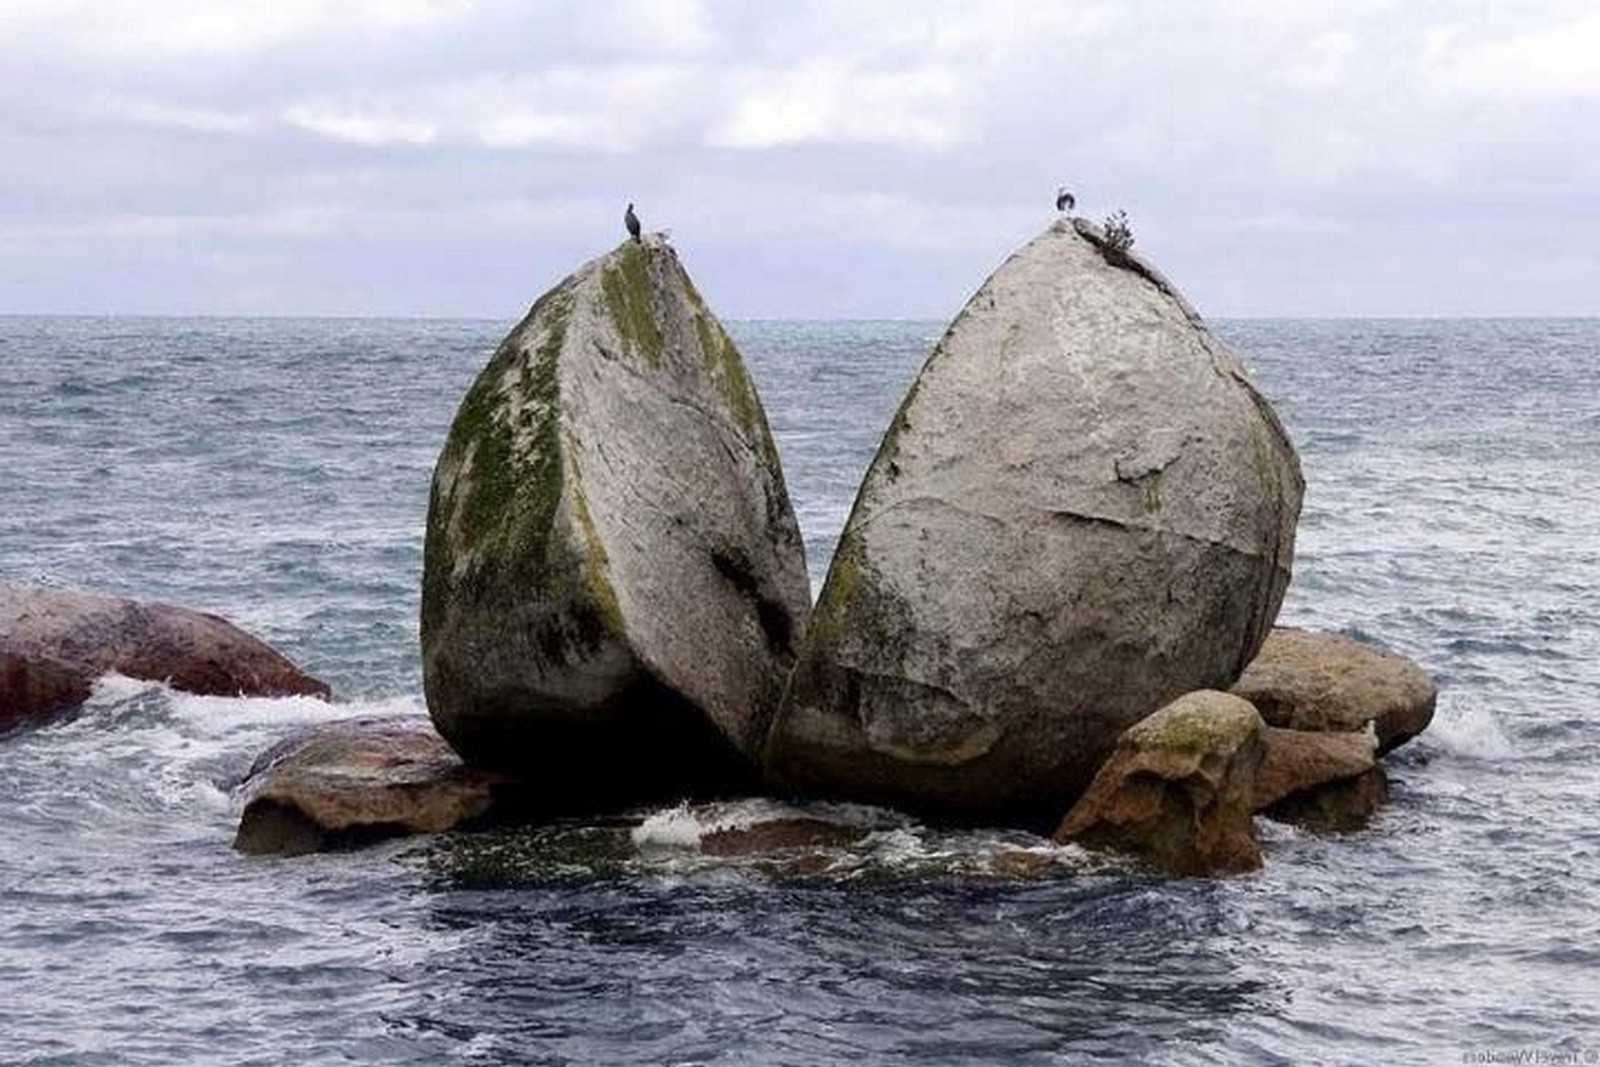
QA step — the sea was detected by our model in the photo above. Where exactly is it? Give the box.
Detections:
[1,314,1596,1066]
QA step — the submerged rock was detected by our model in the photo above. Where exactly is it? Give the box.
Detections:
[422,236,809,809]
[765,219,1302,823]
[234,718,510,856]
[1054,690,1266,875]
[1252,725,1388,830]
[1231,627,1436,752]
[1,583,328,734]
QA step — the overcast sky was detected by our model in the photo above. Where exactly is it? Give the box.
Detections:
[2,0,1596,319]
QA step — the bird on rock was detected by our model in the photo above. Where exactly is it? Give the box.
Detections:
[624,202,641,242]
[1055,186,1076,213]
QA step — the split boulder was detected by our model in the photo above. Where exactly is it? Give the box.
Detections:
[422,237,809,808]
[765,218,1302,823]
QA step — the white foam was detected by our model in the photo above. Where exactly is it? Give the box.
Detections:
[1426,698,1515,760]
[631,802,707,849]
[629,797,905,851]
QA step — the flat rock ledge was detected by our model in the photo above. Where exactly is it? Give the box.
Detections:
[1054,691,1266,875]
[234,718,510,856]
[2,583,329,735]
[1253,726,1388,831]
[1231,627,1436,752]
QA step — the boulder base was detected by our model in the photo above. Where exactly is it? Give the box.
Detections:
[767,218,1302,823]
[1,583,328,734]
[1232,627,1435,752]
[234,718,509,855]
[1054,691,1266,875]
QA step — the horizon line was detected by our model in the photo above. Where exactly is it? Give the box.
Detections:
[4,311,1597,324]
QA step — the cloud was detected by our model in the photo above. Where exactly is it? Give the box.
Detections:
[91,95,259,134]
[1422,11,1600,97]
[282,103,440,146]
[2,0,1597,316]
[0,0,474,57]
[709,63,964,149]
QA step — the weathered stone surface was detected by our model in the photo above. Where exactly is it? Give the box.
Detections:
[1,650,92,734]
[1054,691,1266,874]
[422,236,809,807]
[1252,725,1379,810]
[1231,627,1436,753]
[234,718,509,855]
[1,583,329,733]
[765,218,1302,823]
[1264,764,1387,832]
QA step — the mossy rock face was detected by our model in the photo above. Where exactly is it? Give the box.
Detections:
[764,220,1303,826]
[422,237,809,808]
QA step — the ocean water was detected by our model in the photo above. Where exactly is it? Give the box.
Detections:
[2,313,1597,1065]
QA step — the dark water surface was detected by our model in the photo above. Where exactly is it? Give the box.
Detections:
[2,315,1597,1065]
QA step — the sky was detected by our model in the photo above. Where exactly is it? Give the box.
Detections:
[1,0,1596,319]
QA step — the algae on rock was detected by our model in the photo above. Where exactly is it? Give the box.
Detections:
[422,236,810,810]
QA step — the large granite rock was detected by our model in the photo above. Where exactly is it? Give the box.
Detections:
[764,218,1303,823]
[234,718,508,855]
[1,583,329,734]
[1231,627,1436,752]
[1054,690,1266,875]
[1252,725,1388,830]
[422,236,809,808]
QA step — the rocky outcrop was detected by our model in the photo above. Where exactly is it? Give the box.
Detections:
[1252,725,1387,829]
[764,218,1303,823]
[1231,627,1436,752]
[1054,691,1266,875]
[1,583,329,733]
[422,236,809,808]
[234,718,509,855]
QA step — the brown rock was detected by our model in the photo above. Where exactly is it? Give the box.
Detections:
[1,584,329,734]
[1252,726,1378,810]
[1,650,92,733]
[1231,627,1435,752]
[1261,765,1388,832]
[1054,691,1265,875]
[234,718,509,856]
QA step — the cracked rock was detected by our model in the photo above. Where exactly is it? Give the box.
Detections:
[764,220,1303,825]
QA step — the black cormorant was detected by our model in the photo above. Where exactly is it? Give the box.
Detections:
[624,202,641,242]
[1055,186,1076,212]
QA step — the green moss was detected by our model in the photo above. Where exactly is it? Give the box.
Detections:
[567,472,624,633]
[1131,703,1255,753]
[600,241,663,367]
[693,311,760,437]
[421,284,573,638]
